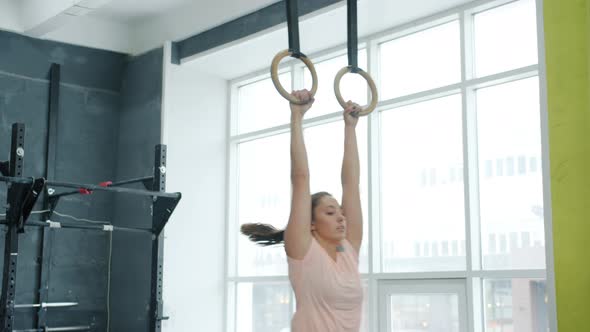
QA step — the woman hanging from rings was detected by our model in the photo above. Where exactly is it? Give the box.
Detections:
[241,90,365,332]
[241,0,377,330]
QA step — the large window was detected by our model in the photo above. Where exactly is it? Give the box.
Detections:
[380,20,461,99]
[476,77,545,271]
[227,0,546,331]
[381,95,465,273]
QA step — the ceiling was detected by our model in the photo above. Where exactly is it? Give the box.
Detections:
[0,0,279,54]
[0,0,477,78]
[88,0,198,23]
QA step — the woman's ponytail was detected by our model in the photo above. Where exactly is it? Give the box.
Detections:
[240,223,285,246]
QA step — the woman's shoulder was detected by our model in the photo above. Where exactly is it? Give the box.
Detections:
[286,236,316,263]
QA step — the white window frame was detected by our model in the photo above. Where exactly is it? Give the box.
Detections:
[378,279,469,332]
[224,0,556,331]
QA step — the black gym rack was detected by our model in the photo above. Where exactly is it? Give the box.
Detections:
[0,122,181,332]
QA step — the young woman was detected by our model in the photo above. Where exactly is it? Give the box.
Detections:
[241,89,363,332]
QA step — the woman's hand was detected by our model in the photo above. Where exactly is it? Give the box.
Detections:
[343,101,360,128]
[290,89,314,118]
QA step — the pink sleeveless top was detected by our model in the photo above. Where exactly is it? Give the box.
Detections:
[287,237,363,332]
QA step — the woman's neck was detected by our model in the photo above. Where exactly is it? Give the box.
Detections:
[313,233,344,258]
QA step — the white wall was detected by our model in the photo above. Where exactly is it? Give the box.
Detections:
[161,43,228,332]
[0,0,22,31]
[44,15,132,54]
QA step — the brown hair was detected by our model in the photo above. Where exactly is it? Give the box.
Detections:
[240,192,332,246]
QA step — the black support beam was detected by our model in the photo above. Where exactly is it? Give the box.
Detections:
[171,0,342,64]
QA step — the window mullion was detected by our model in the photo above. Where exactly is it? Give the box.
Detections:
[367,37,382,332]
[462,8,484,332]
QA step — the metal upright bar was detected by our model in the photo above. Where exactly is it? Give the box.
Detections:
[1,123,27,332]
[38,63,60,328]
[149,145,168,331]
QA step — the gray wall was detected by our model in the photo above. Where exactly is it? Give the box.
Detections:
[110,47,164,332]
[0,30,163,331]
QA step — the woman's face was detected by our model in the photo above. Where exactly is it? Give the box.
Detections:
[311,195,346,242]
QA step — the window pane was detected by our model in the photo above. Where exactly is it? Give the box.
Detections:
[305,120,369,273]
[484,279,548,332]
[477,77,545,270]
[237,133,290,276]
[390,293,460,332]
[380,21,461,100]
[381,95,465,273]
[303,51,368,118]
[474,0,538,77]
[238,73,291,134]
[236,282,293,332]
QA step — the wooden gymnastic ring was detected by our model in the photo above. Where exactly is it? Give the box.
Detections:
[333,66,378,116]
[270,49,318,104]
